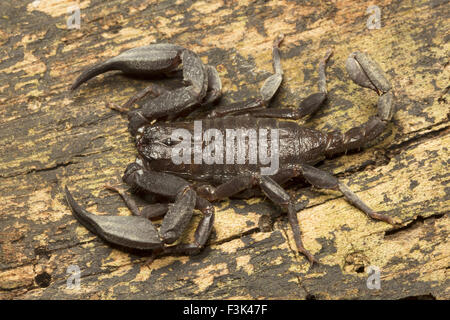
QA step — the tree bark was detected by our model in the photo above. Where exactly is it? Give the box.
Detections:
[0,0,448,299]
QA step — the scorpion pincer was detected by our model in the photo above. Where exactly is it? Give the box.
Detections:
[66,35,399,264]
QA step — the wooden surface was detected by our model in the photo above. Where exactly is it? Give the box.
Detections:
[0,0,449,299]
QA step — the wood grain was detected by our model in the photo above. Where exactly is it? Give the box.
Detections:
[0,0,448,299]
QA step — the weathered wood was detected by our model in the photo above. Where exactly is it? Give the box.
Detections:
[0,0,448,299]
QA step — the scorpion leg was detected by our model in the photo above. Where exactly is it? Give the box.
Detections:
[204,169,302,201]
[245,49,333,120]
[116,64,221,114]
[116,83,169,112]
[140,203,169,220]
[195,176,256,202]
[324,52,395,156]
[71,44,185,90]
[64,186,164,250]
[299,164,400,225]
[159,186,196,244]
[104,184,169,220]
[192,173,316,263]
[257,176,317,264]
[207,35,284,118]
[182,171,317,259]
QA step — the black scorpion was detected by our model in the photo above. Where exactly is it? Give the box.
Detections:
[65,35,399,264]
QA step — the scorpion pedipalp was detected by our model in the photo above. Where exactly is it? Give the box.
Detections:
[71,43,223,136]
[66,36,401,265]
[64,186,164,250]
[71,43,185,90]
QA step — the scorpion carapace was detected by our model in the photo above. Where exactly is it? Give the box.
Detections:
[65,35,399,264]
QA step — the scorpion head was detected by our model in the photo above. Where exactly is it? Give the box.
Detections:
[136,124,180,162]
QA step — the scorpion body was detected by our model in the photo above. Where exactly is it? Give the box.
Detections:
[65,35,399,264]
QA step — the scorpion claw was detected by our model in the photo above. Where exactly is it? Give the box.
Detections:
[64,186,163,250]
[125,49,210,134]
[71,44,185,90]
[160,187,197,244]
[71,61,115,90]
[259,34,284,103]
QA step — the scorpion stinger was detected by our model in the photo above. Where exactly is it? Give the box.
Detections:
[66,37,401,265]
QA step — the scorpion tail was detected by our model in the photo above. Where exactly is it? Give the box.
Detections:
[325,52,395,157]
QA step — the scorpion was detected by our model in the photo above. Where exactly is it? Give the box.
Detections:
[65,35,399,264]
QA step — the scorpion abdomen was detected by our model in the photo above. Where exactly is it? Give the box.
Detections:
[137,116,328,184]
